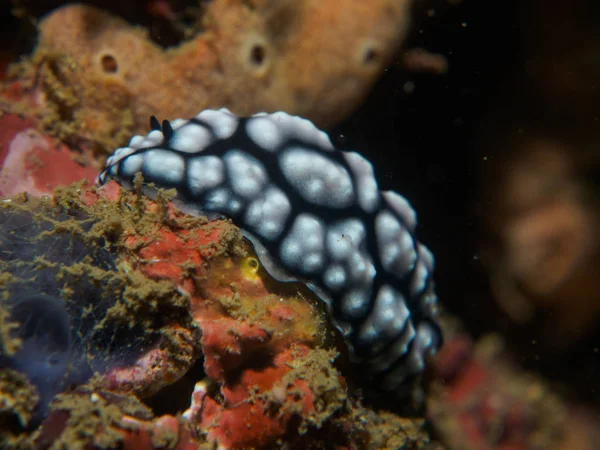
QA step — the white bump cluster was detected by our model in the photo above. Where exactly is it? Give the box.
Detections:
[203,188,241,215]
[375,211,417,276]
[187,156,224,195]
[326,219,365,260]
[129,135,146,149]
[280,214,325,273]
[341,288,372,319]
[248,111,334,152]
[381,322,436,390]
[358,286,410,349]
[244,186,291,240]
[411,244,435,296]
[143,149,184,183]
[344,152,380,212]
[141,130,164,148]
[324,264,347,291]
[195,108,238,139]
[170,123,213,153]
[169,118,187,130]
[324,219,375,297]
[280,148,354,207]
[246,117,283,151]
[120,153,144,176]
[348,252,376,285]
[382,191,417,232]
[224,150,268,199]
[106,147,135,169]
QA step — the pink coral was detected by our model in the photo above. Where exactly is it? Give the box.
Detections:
[0,114,97,196]
[185,346,320,449]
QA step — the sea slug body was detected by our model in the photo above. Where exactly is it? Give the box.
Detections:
[98,108,441,397]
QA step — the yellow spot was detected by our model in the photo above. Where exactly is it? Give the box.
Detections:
[241,257,261,281]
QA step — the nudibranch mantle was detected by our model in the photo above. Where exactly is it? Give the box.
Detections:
[98,108,441,396]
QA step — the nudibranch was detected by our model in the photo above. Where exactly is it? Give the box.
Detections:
[98,108,441,397]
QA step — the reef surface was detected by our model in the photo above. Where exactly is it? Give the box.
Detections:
[0,181,435,449]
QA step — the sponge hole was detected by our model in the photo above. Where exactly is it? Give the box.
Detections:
[358,40,381,68]
[242,35,271,77]
[250,44,266,67]
[100,53,119,74]
[363,47,378,65]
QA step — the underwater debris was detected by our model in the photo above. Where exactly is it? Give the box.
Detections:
[98,108,442,402]
[4,0,414,152]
